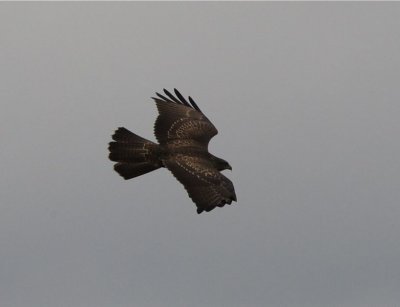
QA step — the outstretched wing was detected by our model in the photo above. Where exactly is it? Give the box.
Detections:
[152,89,218,146]
[163,154,237,214]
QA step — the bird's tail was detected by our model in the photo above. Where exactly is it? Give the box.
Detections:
[108,127,161,180]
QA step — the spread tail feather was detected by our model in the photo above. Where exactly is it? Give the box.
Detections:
[108,127,161,179]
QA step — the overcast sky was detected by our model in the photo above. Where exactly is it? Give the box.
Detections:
[1,3,400,307]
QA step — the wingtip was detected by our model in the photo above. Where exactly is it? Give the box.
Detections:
[232,193,237,202]
[154,88,202,112]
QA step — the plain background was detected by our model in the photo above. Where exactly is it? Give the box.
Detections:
[1,3,400,307]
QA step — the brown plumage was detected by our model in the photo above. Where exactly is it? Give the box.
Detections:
[108,89,236,214]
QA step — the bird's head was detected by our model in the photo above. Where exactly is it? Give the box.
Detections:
[212,156,232,171]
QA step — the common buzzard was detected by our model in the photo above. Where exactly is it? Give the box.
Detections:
[108,89,236,214]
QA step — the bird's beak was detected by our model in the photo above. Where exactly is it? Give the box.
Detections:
[228,165,232,171]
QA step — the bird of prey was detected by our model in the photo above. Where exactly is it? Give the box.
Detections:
[108,89,236,214]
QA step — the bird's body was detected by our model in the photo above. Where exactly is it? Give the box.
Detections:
[108,89,236,214]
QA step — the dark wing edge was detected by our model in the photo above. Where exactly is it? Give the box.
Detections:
[163,156,237,214]
[152,88,202,113]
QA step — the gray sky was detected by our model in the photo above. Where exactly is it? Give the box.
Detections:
[1,3,400,307]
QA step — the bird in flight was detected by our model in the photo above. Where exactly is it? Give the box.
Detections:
[108,89,236,214]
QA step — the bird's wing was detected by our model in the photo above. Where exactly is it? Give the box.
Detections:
[163,154,237,214]
[152,89,218,146]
